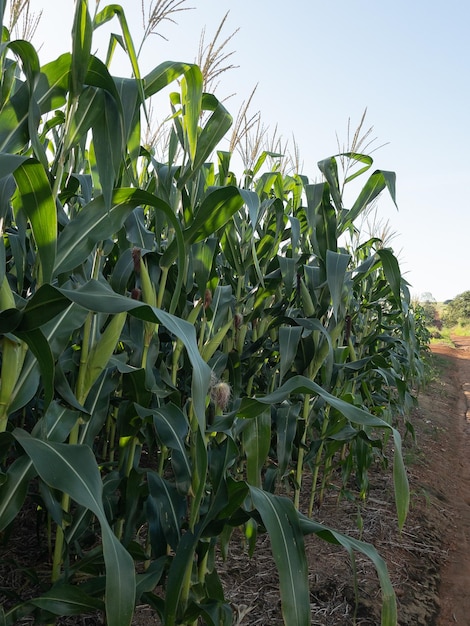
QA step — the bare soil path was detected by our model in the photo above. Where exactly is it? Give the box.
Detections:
[431,336,470,625]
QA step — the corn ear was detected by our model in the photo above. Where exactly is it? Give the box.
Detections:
[0,335,26,430]
[236,323,247,354]
[140,257,157,341]
[0,278,25,430]
[0,276,15,310]
[81,312,127,401]
[201,317,233,362]
[140,257,156,308]
[300,277,315,317]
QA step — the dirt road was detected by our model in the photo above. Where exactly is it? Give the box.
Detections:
[431,336,470,625]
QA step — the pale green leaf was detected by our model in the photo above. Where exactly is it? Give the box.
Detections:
[249,488,310,626]
[13,430,136,626]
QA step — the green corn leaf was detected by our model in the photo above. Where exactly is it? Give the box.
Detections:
[340,152,374,183]
[210,285,234,333]
[114,76,140,141]
[0,82,29,152]
[70,0,92,98]
[85,54,122,101]
[161,186,244,268]
[190,428,208,530]
[92,91,124,210]
[54,188,184,315]
[239,374,409,530]
[16,283,71,331]
[110,247,134,294]
[35,53,71,113]
[115,77,141,180]
[6,40,39,83]
[338,169,397,234]
[163,530,199,626]
[135,557,166,601]
[191,238,218,296]
[124,207,155,250]
[7,305,88,415]
[279,325,303,383]
[0,454,36,531]
[13,429,136,626]
[216,150,231,184]
[49,280,210,436]
[0,153,28,180]
[80,311,127,402]
[318,156,342,212]
[180,65,203,163]
[143,60,195,98]
[0,402,79,531]
[239,188,260,229]
[201,316,233,363]
[15,327,54,409]
[30,584,104,615]
[256,171,280,196]
[326,250,351,321]
[93,5,140,79]
[243,411,271,488]
[299,514,397,626]
[377,248,402,307]
[184,600,232,626]
[135,403,191,495]
[178,93,232,187]
[249,488,310,626]
[0,1,5,32]
[93,4,144,112]
[299,276,315,317]
[220,221,244,276]
[278,256,296,299]
[27,91,48,170]
[275,403,300,478]
[147,472,185,552]
[12,159,57,284]
[64,86,104,152]
[305,182,337,261]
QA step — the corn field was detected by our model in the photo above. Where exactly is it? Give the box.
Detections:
[0,1,429,625]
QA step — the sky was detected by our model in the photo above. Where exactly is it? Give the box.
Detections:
[6,0,470,302]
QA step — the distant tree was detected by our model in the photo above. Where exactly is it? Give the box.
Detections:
[421,300,438,326]
[420,291,436,303]
[443,290,470,327]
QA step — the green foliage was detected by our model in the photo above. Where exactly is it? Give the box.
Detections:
[442,290,470,327]
[0,2,429,625]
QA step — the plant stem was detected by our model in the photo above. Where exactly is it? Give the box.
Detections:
[75,312,93,407]
[308,407,331,516]
[179,554,194,618]
[294,393,310,510]
[115,436,139,541]
[156,266,169,309]
[51,423,80,582]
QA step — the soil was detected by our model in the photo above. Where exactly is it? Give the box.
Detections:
[430,336,470,625]
[1,336,470,625]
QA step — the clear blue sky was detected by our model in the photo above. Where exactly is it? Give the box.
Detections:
[9,0,470,301]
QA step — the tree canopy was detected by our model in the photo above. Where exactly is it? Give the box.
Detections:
[443,291,470,326]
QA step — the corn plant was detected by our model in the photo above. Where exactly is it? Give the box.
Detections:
[0,2,429,625]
